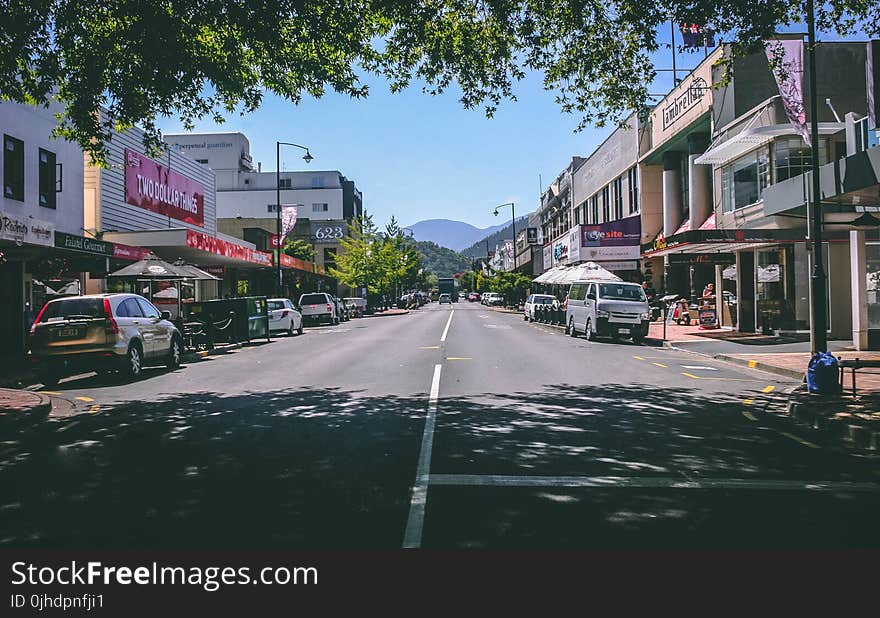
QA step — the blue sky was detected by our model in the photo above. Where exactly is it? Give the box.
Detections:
[155,22,864,231]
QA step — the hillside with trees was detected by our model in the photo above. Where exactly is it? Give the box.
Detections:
[460,216,529,258]
[413,240,473,278]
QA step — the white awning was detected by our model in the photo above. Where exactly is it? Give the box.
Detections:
[533,262,622,285]
[695,123,845,166]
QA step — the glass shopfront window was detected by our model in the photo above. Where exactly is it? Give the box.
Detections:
[722,147,770,212]
[756,247,796,330]
[773,137,829,183]
[867,243,880,331]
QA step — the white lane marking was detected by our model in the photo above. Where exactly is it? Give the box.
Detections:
[403,364,443,548]
[483,324,512,329]
[440,310,454,342]
[427,474,880,492]
[681,365,719,371]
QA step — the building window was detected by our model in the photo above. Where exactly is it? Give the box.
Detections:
[38,148,56,209]
[312,176,325,188]
[601,185,610,222]
[312,203,328,213]
[613,176,624,220]
[195,159,209,164]
[278,178,292,189]
[721,146,771,212]
[773,137,828,183]
[268,204,279,213]
[574,206,580,225]
[590,195,599,224]
[628,167,639,214]
[3,134,24,201]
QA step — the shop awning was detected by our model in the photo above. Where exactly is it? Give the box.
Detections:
[103,229,273,269]
[641,228,811,258]
[695,123,845,166]
[533,262,622,285]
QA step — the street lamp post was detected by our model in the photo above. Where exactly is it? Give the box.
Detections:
[806,0,827,354]
[276,141,313,297]
[493,202,516,272]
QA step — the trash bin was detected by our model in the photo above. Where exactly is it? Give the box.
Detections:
[807,352,841,394]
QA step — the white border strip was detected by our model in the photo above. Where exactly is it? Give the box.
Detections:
[440,310,454,342]
[403,364,443,548]
[427,474,880,492]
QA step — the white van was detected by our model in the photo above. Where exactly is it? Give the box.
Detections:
[564,280,650,343]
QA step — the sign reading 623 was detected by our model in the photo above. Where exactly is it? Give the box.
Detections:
[313,224,346,242]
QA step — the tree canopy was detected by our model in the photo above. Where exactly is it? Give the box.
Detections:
[2,1,877,162]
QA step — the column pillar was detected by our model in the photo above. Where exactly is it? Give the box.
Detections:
[688,133,712,229]
[851,230,869,350]
[715,264,724,327]
[662,151,683,237]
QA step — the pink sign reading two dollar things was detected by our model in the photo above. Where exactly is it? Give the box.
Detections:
[124,149,205,226]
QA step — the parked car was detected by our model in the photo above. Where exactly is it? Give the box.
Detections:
[267,298,303,336]
[468,292,480,302]
[28,293,183,385]
[344,297,366,317]
[298,292,338,325]
[523,294,556,321]
[565,280,650,343]
[486,293,504,306]
[439,293,452,304]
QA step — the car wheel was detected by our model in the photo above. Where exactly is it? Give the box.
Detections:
[524,314,529,321]
[632,335,645,345]
[568,318,578,337]
[297,324,304,335]
[166,336,182,369]
[125,343,143,380]
[288,324,295,337]
[585,318,596,341]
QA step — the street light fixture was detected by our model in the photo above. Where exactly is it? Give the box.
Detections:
[493,202,516,271]
[276,141,313,296]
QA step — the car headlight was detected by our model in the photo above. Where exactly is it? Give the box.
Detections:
[640,312,651,320]
[596,309,610,318]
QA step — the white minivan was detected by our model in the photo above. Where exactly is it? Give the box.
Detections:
[564,280,650,343]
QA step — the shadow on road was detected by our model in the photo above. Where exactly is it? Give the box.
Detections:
[0,384,877,547]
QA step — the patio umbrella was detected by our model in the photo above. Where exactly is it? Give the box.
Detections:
[107,253,190,279]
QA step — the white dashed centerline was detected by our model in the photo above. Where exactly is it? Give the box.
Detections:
[440,310,454,342]
[403,363,443,548]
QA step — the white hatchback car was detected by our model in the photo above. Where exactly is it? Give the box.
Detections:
[267,298,303,336]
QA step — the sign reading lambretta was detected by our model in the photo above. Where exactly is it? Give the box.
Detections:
[1,209,54,246]
[124,149,205,226]
[663,77,708,130]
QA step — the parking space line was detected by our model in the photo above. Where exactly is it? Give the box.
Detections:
[762,385,776,393]
[742,410,758,421]
[440,311,454,342]
[403,363,443,548]
[652,362,667,368]
[427,474,879,492]
[88,404,101,414]
[446,357,471,361]
[39,391,62,396]
[75,396,94,403]
[419,346,440,349]
[633,355,645,361]
[743,398,754,405]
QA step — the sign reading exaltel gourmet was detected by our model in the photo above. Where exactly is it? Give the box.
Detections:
[124,149,205,226]
[580,215,641,261]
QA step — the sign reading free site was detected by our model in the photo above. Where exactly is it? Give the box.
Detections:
[124,149,205,226]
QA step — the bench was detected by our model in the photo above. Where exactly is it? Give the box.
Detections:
[837,358,880,396]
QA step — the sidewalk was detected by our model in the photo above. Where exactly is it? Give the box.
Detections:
[0,388,51,414]
[366,308,410,317]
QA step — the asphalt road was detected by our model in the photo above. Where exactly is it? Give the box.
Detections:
[2,301,879,547]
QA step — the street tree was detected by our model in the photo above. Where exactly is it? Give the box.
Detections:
[283,238,315,262]
[2,1,877,163]
[328,214,379,293]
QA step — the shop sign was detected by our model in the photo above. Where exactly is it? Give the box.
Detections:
[667,253,735,265]
[186,230,272,266]
[662,77,708,130]
[55,231,114,256]
[124,149,205,226]
[278,253,315,273]
[553,241,569,265]
[601,260,639,272]
[568,226,581,263]
[580,215,641,261]
[203,266,226,276]
[527,227,539,245]
[0,209,54,246]
[112,243,151,261]
[653,233,667,251]
[542,244,552,270]
[310,221,347,244]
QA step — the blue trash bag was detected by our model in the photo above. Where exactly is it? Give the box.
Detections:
[806,352,841,394]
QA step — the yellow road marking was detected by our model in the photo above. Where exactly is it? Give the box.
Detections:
[682,372,699,379]
[652,362,667,368]
[780,432,820,449]
[633,355,645,361]
[447,357,472,360]
[742,410,758,422]
[88,405,101,414]
[75,396,94,403]
[748,360,758,368]
[761,385,776,393]
[743,398,754,405]
[39,390,62,395]
[419,346,441,349]
[682,373,761,382]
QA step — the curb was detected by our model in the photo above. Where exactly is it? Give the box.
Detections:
[182,342,244,364]
[654,339,806,381]
[365,310,410,317]
[0,388,52,415]
[787,389,880,451]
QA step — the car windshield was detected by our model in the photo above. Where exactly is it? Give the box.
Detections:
[299,294,326,305]
[598,284,646,302]
[38,298,105,322]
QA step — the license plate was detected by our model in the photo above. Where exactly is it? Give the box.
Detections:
[618,328,630,334]
[56,327,84,339]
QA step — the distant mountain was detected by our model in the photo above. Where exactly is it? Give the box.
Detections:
[407,219,511,252]
[413,240,473,278]
[460,216,530,258]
